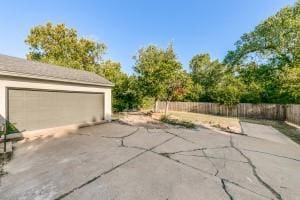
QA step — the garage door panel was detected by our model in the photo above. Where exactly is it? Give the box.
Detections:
[8,89,104,131]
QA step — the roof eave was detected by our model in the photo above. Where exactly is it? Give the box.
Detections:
[0,70,114,87]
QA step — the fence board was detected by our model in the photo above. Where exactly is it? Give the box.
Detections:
[286,104,300,126]
[157,101,299,126]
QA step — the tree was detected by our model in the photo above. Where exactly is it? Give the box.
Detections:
[223,1,300,104]
[133,44,182,111]
[224,1,300,68]
[211,75,245,107]
[25,22,106,72]
[183,83,203,102]
[189,53,226,101]
[98,60,127,85]
[163,71,192,114]
[240,82,263,104]
[237,63,263,103]
[98,61,142,111]
[279,67,300,103]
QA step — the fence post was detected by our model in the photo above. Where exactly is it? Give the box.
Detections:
[283,104,287,121]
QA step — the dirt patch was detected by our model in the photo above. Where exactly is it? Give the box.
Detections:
[115,111,242,135]
[115,112,169,129]
[152,111,242,134]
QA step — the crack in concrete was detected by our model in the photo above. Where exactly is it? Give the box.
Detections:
[176,153,248,164]
[101,127,140,139]
[103,126,277,200]
[223,179,273,199]
[152,150,215,176]
[202,150,235,200]
[230,136,283,200]
[159,148,207,155]
[221,178,234,200]
[156,149,274,200]
[241,148,300,162]
[150,150,239,199]
[154,145,231,156]
[54,133,175,200]
[163,129,198,145]
[201,149,219,176]
[57,125,284,200]
[148,132,276,200]
[101,127,140,147]
[129,127,278,199]
[54,151,147,200]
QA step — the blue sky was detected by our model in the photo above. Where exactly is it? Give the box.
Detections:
[0,0,296,73]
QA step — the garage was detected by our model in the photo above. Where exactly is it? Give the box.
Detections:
[8,89,104,131]
[0,54,113,132]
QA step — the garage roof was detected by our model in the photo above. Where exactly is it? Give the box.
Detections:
[0,54,114,87]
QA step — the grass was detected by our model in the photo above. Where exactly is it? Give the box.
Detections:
[0,123,19,136]
[160,115,196,128]
[240,118,300,145]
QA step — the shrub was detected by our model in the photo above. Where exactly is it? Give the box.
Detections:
[160,115,195,128]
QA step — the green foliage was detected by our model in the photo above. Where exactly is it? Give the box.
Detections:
[141,97,155,110]
[134,44,182,101]
[98,60,127,85]
[279,67,300,103]
[183,83,203,102]
[98,61,142,111]
[25,22,106,72]
[222,1,300,104]
[189,53,226,101]
[164,71,193,101]
[159,115,195,128]
[211,75,245,106]
[0,122,18,135]
[224,1,300,68]
[240,82,263,103]
[190,54,225,89]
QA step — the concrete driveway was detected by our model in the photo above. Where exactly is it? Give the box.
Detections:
[1,121,300,200]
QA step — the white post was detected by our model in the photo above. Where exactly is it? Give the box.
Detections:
[104,89,112,121]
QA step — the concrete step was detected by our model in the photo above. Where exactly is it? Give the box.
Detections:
[0,132,23,140]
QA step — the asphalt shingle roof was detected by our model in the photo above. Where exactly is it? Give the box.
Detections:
[0,54,113,87]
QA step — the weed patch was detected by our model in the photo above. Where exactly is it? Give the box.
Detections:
[160,115,195,128]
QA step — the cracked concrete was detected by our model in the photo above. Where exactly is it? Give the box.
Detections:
[1,121,300,200]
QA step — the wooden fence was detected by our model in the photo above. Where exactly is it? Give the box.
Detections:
[157,101,300,125]
[286,104,300,126]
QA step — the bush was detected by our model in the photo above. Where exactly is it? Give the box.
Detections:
[160,115,195,128]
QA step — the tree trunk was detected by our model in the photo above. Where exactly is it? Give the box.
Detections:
[154,98,158,112]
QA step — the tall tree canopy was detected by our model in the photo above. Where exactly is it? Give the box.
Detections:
[189,53,226,101]
[224,1,300,68]
[279,67,300,103]
[222,1,300,104]
[211,75,245,106]
[133,44,183,102]
[25,22,106,72]
[98,61,142,111]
